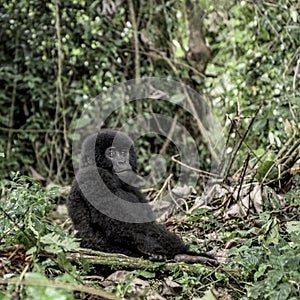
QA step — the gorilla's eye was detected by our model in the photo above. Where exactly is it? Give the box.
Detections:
[119,149,128,157]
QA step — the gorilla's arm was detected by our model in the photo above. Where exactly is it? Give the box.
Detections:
[76,167,154,221]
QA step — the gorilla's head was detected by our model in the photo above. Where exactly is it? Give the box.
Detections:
[80,130,137,173]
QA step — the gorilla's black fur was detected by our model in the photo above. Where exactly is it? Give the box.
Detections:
[68,130,197,260]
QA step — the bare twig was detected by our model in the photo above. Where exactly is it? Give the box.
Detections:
[54,1,69,181]
[167,176,189,212]
[0,127,64,133]
[159,114,178,155]
[235,152,251,210]
[283,45,300,83]
[171,154,222,179]
[153,173,173,202]
[6,30,19,158]
[128,0,140,79]
[55,1,68,147]
[225,100,264,177]
[293,59,300,90]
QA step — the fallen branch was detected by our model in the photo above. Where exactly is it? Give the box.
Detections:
[66,248,219,272]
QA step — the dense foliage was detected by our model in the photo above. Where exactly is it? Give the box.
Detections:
[205,1,299,165]
[0,0,210,182]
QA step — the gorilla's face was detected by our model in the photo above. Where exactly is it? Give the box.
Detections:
[80,130,137,174]
[96,130,137,173]
[105,146,131,174]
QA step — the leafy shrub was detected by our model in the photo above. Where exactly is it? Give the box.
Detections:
[0,174,80,297]
[0,174,78,252]
[228,213,300,300]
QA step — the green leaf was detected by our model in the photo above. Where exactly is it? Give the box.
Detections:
[134,270,155,279]
[199,289,217,300]
[262,218,280,246]
[290,7,298,23]
[28,213,40,239]
[269,283,291,300]
[286,221,300,235]
[265,269,283,290]
[254,263,268,281]
[26,246,37,255]
[0,291,10,300]
[25,273,73,300]
[256,158,278,183]
[41,233,80,254]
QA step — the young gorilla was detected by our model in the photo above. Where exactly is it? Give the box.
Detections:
[68,130,217,265]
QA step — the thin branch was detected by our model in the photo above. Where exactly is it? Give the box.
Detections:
[293,59,299,90]
[167,176,189,212]
[54,1,69,181]
[159,114,178,155]
[225,100,264,177]
[67,248,219,270]
[171,154,222,179]
[0,127,65,133]
[283,45,300,83]
[153,173,173,202]
[6,30,20,158]
[55,1,68,148]
[128,0,140,79]
[235,152,251,207]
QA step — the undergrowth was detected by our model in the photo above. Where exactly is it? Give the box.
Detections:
[227,189,300,300]
[0,174,299,299]
[0,174,81,299]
